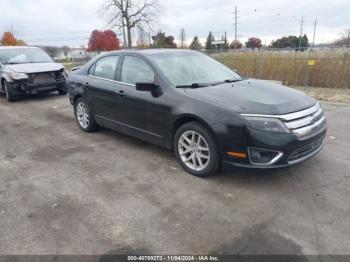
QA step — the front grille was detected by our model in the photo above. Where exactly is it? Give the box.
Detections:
[28,71,59,85]
[288,138,324,163]
[282,103,327,138]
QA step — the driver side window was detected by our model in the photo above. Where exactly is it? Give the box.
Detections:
[121,56,155,85]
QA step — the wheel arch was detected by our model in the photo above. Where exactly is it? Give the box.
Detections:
[171,114,218,149]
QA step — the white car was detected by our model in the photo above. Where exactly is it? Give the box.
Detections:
[0,46,67,102]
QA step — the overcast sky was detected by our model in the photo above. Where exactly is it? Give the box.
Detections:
[0,0,349,47]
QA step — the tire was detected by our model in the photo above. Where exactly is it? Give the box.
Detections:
[74,97,98,132]
[3,81,16,102]
[174,121,220,177]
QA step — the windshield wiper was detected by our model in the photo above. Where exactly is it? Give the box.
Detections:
[211,79,243,86]
[176,83,210,89]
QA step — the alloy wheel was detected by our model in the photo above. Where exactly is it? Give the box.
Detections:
[178,131,210,171]
[76,102,90,129]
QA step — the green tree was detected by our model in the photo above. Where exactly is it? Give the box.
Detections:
[205,32,214,50]
[190,36,202,50]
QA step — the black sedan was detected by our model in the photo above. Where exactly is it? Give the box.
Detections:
[68,49,327,177]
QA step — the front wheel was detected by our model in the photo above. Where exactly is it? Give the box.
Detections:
[74,97,98,132]
[3,81,16,102]
[174,122,220,177]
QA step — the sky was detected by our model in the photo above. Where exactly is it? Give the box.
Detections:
[0,0,349,47]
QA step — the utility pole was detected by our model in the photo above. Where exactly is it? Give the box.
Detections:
[298,16,304,51]
[312,19,317,49]
[234,6,238,49]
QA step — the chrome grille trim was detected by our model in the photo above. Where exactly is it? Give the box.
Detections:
[241,102,327,138]
[292,116,326,137]
[241,102,320,121]
[285,108,323,130]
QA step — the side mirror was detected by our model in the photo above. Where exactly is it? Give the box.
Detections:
[135,82,158,92]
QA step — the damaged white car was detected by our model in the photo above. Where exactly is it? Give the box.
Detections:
[0,46,67,102]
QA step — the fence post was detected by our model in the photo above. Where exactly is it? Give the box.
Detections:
[258,47,265,79]
[304,48,311,89]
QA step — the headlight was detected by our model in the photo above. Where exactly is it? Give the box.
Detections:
[61,70,68,78]
[10,72,28,80]
[244,116,290,133]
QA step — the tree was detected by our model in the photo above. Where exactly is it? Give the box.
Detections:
[245,37,262,49]
[103,0,159,48]
[333,29,350,46]
[137,28,149,48]
[179,28,187,49]
[205,31,214,50]
[270,36,299,48]
[1,32,26,46]
[87,30,121,52]
[190,36,202,50]
[230,40,242,49]
[300,34,309,49]
[41,46,60,58]
[152,32,177,48]
[270,35,308,49]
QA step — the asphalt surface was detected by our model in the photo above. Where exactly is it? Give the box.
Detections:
[0,94,349,256]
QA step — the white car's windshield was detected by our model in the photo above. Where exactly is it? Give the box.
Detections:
[0,48,53,64]
[150,52,242,87]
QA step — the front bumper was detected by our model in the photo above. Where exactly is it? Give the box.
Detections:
[222,124,327,169]
[10,80,67,95]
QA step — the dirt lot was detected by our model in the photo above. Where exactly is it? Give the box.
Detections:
[0,94,350,256]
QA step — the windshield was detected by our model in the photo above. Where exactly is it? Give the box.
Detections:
[149,52,242,87]
[0,48,53,64]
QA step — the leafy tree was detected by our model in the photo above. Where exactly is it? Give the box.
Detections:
[300,34,309,48]
[245,37,262,49]
[87,30,121,52]
[1,32,26,46]
[152,32,177,48]
[190,36,202,50]
[205,32,214,50]
[271,35,309,49]
[230,40,242,49]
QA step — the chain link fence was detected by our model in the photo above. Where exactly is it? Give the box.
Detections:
[206,47,350,89]
[57,47,350,89]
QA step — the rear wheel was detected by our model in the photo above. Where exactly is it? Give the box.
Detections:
[3,81,16,102]
[74,97,98,132]
[174,122,220,177]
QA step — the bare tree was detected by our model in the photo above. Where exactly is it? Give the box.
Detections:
[103,0,159,48]
[179,28,186,49]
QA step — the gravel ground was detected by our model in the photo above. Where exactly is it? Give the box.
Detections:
[0,94,349,256]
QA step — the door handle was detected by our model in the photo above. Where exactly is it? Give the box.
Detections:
[118,90,126,97]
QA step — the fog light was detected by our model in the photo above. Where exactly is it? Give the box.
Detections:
[248,148,283,166]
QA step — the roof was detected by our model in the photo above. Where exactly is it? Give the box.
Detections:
[0,46,39,50]
[108,48,198,56]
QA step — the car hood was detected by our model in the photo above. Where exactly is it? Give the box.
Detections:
[5,63,64,74]
[184,79,316,115]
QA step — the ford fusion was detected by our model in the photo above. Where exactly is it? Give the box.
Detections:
[0,46,67,102]
[68,49,327,177]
